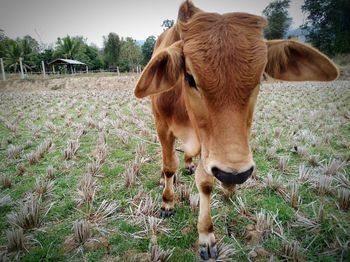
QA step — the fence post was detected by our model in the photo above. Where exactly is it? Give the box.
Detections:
[86,65,88,74]
[0,58,5,81]
[41,61,46,78]
[19,57,24,79]
[117,66,120,76]
[52,65,55,74]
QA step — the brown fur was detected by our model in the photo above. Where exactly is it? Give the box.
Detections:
[180,12,267,107]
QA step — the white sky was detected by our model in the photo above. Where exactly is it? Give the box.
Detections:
[0,0,305,48]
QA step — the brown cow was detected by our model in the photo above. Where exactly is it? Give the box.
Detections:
[134,1,338,259]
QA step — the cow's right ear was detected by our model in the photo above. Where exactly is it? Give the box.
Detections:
[134,41,184,99]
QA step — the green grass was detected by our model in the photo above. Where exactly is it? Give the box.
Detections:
[0,77,349,261]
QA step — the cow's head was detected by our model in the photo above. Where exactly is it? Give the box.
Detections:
[134,0,339,188]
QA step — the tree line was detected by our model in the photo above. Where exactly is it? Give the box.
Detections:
[0,30,156,73]
[1,1,349,75]
[263,0,350,56]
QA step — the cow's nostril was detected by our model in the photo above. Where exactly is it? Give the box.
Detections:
[243,166,254,178]
[211,166,254,185]
[211,166,221,176]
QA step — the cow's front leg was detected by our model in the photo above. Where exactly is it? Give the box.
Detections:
[195,162,217,260]
[157,127,178,218]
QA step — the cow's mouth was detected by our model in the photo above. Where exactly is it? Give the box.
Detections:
[212,166,254,185]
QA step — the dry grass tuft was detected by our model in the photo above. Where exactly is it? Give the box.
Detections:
[7,194,41,229]
[298,164,311,182]
[46,165,55,180]
[144,216,165,236]
[292,212,320,233]
[1,174,12,188]
[150,244,174,262]
[308,154,320,167]
[264,173,283,192]
[64,139,80,160]
[295,146,309,159]
[73,220,91,244]
[315,175,333,196]
[322,158,346,176]
[178,184,190,202]
[135,193,159,216]
[76,173,97,206]
[88,200,119,224]
[87,159,103,177]
[255,209,273,233]
[337,188,350,211]
[0,194,12,207]
[6,228,27,252]
[26,151,39,165]
[189,193,199,212]
[16,163,26,176]
[7,145,23,160]
[216,238,236,261]
[283,240,304,261]
[232,196,250,217]
[334,173,350,189]
[290,182,301,209]
[34,177,55,197]
[278,156,289,173]
[123,166,137,188]
[266,146,277,161]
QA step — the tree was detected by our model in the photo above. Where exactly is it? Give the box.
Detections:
[263,0,292,39]
[55,36,82,60]
[0,29,5,41]
[162,19,175,30]
[142,36,156,65]
[119,37,142,72]
[83,44,103,70]
[302,0,350,55]
[103,33,121,69]
[3,37,39,72]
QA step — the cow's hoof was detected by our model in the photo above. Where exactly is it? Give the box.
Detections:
[199,244,217,261]
[159,207,174,218]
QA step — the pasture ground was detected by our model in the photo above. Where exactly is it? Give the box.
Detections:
[0,76,349,261]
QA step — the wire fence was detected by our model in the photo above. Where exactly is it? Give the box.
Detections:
[0,57,142,81]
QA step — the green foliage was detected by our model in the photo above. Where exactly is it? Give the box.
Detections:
[302,0,350,56]
[103,33,121,69]
[55,35,83,60]
[162,19,175,30]
[142,35,156,65]
[263,0,292,39]
[3,36,39,72]
[119,37,142,72]
[82,44,103,70]
[0,29,5,41]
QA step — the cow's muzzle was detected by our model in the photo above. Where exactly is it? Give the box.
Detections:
[211,166,254,185]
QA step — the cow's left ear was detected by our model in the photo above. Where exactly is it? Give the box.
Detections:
[134,41,184,98]
[265,40,339,81]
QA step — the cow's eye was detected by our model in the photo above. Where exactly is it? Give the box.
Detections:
[185,73,197,89]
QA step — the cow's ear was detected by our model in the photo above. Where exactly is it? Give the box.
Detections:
[178,0,201,23]
[265,40,339,81]
[134,41,184,98]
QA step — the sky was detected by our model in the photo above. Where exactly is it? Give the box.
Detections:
[0,0,305,48]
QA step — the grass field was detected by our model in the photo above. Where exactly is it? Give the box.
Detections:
[0,76,349,261]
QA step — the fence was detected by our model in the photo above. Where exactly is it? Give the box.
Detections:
[0,57,143,81]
